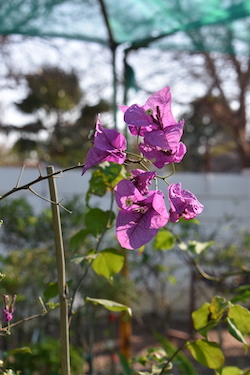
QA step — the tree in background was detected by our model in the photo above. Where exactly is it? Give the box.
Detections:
[176,24,250,172]
[127,22,250,172]
[181,93,240,172]
[0,65,111,166]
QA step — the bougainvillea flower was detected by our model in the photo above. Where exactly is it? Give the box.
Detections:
[2,294,17,323]
[138,119,186,168]
[168,183,204,223]
[121,104,156,136]
[114,179,169,249]
[82,114,127,174]
[139,141,187,168]
[130,169,157,195]
[143,121,185,151]
[120,87,180,136]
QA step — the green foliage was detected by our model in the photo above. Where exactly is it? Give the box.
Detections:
[216,367,242,375]
[132,347,173,374]
[190,296,250,371]
[69,228,90,252]
[6,66,113,166]
[153,229,176,250]
[226,317,248,349]
[1,171,250,375]
[4,338,84,375]
[154,333,199,375]
[86,297,132,316]
[178,240,214,254]
[191,302,212,337]
[228,305,250,336]
[85,208,115,237]
[209,296,229,320]
[230,284,250,303]
[91,248,125,282]
[16,67,82,113]
[43,282,58,301]
[118,353,134,375]
[0,195,88,326]
[86,162,127,204]
[0,197,38,248]
[187,339,225,369]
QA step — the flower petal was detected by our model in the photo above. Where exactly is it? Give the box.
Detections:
[116,210,159,249]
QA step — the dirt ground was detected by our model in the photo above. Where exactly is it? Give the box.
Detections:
[87,315,250,375]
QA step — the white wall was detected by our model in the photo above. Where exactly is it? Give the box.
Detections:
[1,166,250,234]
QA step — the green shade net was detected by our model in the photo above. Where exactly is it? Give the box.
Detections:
[1,0,250,54]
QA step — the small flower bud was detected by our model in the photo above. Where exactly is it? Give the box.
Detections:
[2,294,17,323]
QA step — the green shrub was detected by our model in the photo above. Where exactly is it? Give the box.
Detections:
[5,338,84,375]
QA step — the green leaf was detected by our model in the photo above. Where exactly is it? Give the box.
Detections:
[0,219,3,227]
[154,229,176,250]
[118,353,134,375]
[100,162,127,187]
[190,240,213,254]
[231,285,250,303]
[85,208,115,237]
[228,304,250,336]
[209,296,228,320]
[46,301,60,310]
[7,347,32,356]
[70,253,97,265]
[218,366,242,375]
[70,228,90,251]
[91,248,125,281]
[226,317,248,349]
[43,282,58,300]
[192,302,211,337]
[187,339,225,369]
[86,163,126,204]
[86,169,107,204]
[86,297,132,316]
[178,241,188,251]
[180,240,214,254]
[168,275,177,284]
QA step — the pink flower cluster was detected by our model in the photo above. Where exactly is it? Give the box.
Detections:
[2,294,16,323]
[82,87,204,249]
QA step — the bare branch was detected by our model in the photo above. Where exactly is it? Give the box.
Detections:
[0,163,84,200]
[15,164,26,188]
[28,186,72,214]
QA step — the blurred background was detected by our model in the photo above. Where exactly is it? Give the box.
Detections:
[0,0,250,172]
[0,1,250,374]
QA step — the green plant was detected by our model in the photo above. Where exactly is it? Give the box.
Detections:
[4,338,84,375]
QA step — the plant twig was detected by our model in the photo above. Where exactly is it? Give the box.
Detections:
[158,320,217,375]
[0,308,54,335]
[15,164,26,188]
[69,191,115,321]
[0,163,84,200]
[28,186,72,214]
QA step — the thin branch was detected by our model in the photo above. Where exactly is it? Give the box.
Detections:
[68,264,91,322]
[69,191,115,320]
[0,308,55,335]
[159,320,217,375]
[28,186,72,214]
[0,163,84,200]
[15,164,26,188]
